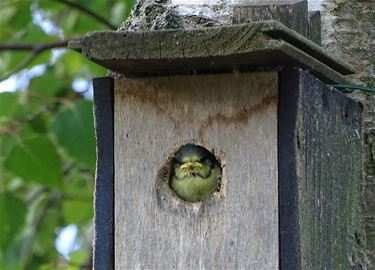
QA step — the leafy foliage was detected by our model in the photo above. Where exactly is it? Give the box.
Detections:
[0,193,27,252]
[50,100,96,170]
[0,0,135,268]
[5,136,63,188]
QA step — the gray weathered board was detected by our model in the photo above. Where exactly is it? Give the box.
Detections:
[232,0,321,45]
[114,72,279,269]
[69,21,353,84]
[278,68,365,269]
[90,68,365,269]
[233,0,308,37]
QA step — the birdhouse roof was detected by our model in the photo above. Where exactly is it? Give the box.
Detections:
[69,20,353,83]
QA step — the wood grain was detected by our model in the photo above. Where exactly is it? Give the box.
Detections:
[114,72,279,269]
[278,68,365,269]
[69,21,353,82]
[233,0,308,37]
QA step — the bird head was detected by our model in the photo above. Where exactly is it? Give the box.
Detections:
[172,144,214,179]
[169,144,222,202]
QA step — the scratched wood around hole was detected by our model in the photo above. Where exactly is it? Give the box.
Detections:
[114,72,279,269]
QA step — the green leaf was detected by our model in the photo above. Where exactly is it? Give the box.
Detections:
[0,51,28,77]
[69,249,88,265]
[33,207,59,256]
[50,100,96,169]
[0,0,132,268]
[61,10,80,34]
[63,200,92,225]
[29,69,63,97]
[0,1,32,44]
[19,24,54,44]
[110,2,126,26]
[0,92,19,118]
[4,136,63,188]
[27,114,50,134]
[61,167,93,225]
[0,53,11,75]
[14,91,47,119]
[124,0,136,19]
[65,168,94,197]
[0,192,27,252]
[37,0,65,11]
[59,51,89,76]
[7,1,32,30]
[0,4,16,25]
[0,135,18,187]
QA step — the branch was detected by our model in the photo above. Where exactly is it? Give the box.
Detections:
[0,39,71,52]
[52,0,117,30]
[0,38,79,81]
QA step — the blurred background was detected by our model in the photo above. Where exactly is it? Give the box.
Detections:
[0,0,135,269]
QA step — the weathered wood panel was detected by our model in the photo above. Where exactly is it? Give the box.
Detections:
[114,72,279,269]
[315,1,375,266]
[278,68,365,269]
[69,21,353,82]
[233,0,308,37]
[308,11,321,45]
[92,77,114,270]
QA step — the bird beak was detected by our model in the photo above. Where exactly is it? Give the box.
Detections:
[181,161,202,172]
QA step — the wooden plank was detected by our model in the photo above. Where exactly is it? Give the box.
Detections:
[92,77,114,270]
[262,23,348,76]
[69,21,354,81]
[278,68,366,269]
[278,68,301,269]
[308,11,321,45]
[233,0,308,37]
[114,72,279,269]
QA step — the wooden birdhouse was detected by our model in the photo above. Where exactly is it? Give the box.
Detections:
[70,1,365,269]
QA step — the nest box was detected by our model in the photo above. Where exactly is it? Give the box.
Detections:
[70,1,365,269]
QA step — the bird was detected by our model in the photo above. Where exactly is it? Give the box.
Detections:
[169,144,221,202]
